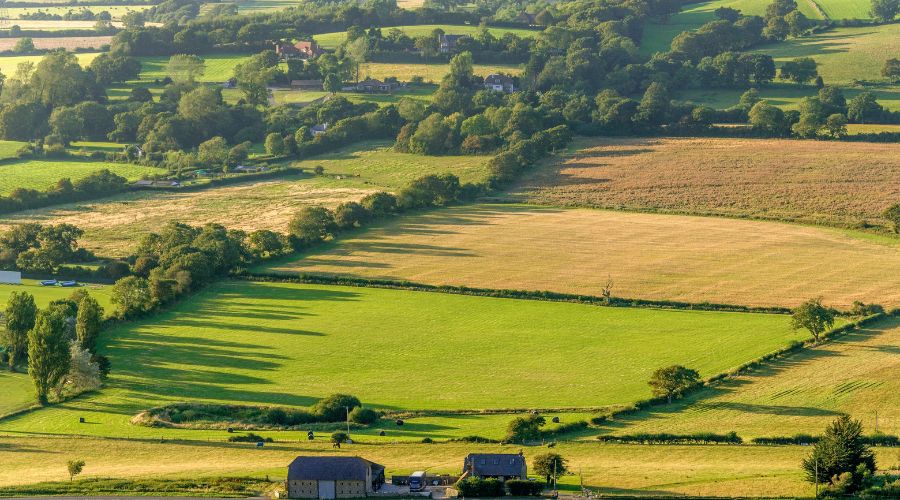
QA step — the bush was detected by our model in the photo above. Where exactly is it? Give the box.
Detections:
[506,480,543,496]
[597,432,742,444]
[313,394,361,421]
[455,477,505,497]
[348,407,380,425]
[227,432,272,443]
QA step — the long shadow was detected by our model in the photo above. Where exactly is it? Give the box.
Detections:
[593,321,898,433]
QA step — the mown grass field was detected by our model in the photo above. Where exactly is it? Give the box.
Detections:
[0,280,805,438]
[603,316,900,438]
[514,137,900,228]
[0,371,34,418]
[0,140,26,160]
[0,142,489,256]
[0,159,162,196]
[313,25,540,49]
[263,204,900,309]
[5,437,884,497]
[272,86,435,107]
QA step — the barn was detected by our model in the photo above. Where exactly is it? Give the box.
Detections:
[462,453,528,481]
[286,456,385,499]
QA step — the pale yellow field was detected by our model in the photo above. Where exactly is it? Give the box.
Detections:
[264,204,900,309]
[604,316,900,438]
[0,176,373,257]
[357,62,523,83]
[5,436,893,497]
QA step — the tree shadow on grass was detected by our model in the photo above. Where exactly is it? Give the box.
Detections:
[592,322,899,434]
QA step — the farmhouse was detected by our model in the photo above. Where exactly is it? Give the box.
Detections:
[286,456,385,499]
[276,40,323,59]
[462,453,527,481]
[438,34,470,53]
[355,78,395,93]
[310,123,329,136]
[484,73,516,93]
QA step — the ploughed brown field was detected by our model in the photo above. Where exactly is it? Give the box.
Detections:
[262,204,900,309]
[512,137,900,228]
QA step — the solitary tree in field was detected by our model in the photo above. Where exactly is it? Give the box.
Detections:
[802,416,875,492]
[883,58,900,84]
[883,203,900,233]
[4,291,37,370]
[533,453,568,485]
[67,459,85,481]
[870,0,900,23]
[166,54,205,84]
[330,431,349,448]
[791,297,835,344]
[648,365,701,403]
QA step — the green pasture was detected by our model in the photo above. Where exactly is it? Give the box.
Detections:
[0,141,26,160]
[814,0,875,20]
[273,86,434,107]
[134,53,250,83]
[0,280,112,310]
[677,85,900,112]
[0,280,806,440]
[754,23,900,85]
[0,371,34,418]
[0,159,162,196]
[313,24,541,49]
[286,140,489,187]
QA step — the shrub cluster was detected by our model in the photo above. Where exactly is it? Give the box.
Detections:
[597,431,742,445]
[455,477,506,497]
[753,434,899,446]
[227,432,273,443]
[487,125,572,187]
[505,480,543,496]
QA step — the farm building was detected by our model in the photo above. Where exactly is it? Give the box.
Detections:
[462,453,527,481]
[355,78,396,93]
[438,34,470,53]
[286,456,385,499]
[291,79,324,90]
[310,123,329,136]
[484,73,516,93]
[276,40,323,59]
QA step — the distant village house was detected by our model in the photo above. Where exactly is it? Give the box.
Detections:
[287,456,385,499]
[438,34,470,54]
[483,73,516,93]
[355,78,397,93]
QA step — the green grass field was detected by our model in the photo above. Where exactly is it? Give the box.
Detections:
[814,0,875,20]
[313,25,540,50]
[0,280,806,439]
[677,85,900,112]
[601,316,900,438]
[0,371,34,418]
[2,5,152,20]
[0,159,162,196]
[0,141,26,160]
[272,86,435,107]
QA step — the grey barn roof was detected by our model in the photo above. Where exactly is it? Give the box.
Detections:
[465,453,525,477]
[288,456,383,482]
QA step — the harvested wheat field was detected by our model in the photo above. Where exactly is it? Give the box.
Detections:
[0,176,375,257]
[603,316,900,438]
[513,137,900,228]
[262,204,900,308]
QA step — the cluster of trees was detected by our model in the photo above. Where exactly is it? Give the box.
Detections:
[747,88,899,139]
[345,25,533,62]
[0,50,140,142]
[0,169,131,216]
[2,289,106,404]
[19,8,113,22]
[0,223,91,273]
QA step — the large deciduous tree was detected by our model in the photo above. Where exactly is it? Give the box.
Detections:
[791,297,835,343]
[870,0,900,23]
[4,291,37,370]
[648,365,701,403]
[533,453,568,485]
[27,308,71,404]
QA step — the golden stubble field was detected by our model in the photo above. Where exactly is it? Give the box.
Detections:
[513,137,900,228]
[265,204,900,309]
[6,436,894,497]
[0,177,375,257]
